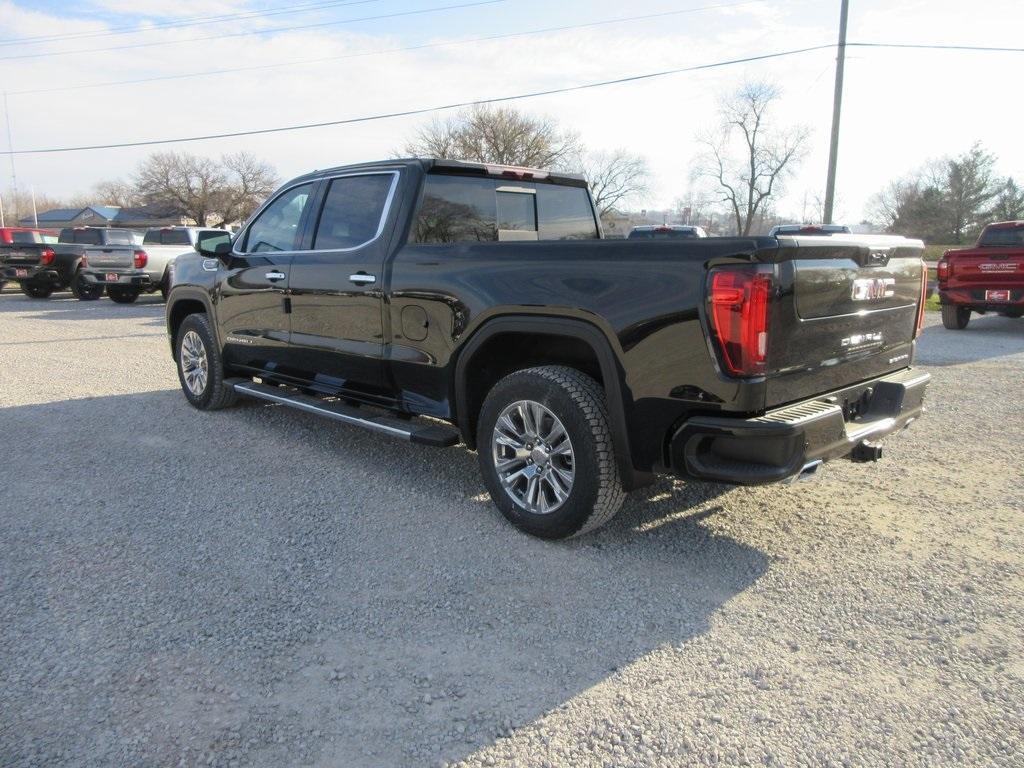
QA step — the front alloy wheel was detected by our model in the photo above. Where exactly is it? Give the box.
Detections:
[180,330,209,397]
[174,313,237,410]
[492,400,575,515]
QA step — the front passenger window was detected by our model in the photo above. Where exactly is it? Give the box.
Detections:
[244,183,313,253]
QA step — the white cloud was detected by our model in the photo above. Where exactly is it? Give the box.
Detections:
[3,0,1023,226]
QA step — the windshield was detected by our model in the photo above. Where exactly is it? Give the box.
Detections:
[979,226,1024,247]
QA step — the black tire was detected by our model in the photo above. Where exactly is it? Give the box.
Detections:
[941,304,970,330]
[159,271,170,301]
[71,269,103,301]
[477,365,626,539]
[20,282,54,299]
[107,287,140,304]
[175,313,237,410]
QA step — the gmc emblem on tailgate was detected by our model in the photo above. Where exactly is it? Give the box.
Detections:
[851,277,895,301]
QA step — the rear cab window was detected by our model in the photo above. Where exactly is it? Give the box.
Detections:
[104,230,134,245]
[144,229,193,246]
[60,229,103,245]
[412,175,599,244]
[979,226,1024,247]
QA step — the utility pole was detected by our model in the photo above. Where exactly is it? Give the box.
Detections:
[823,0,849,225]
[3,91,18,222]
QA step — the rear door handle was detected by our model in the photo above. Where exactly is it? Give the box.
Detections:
[265,271,286,281]
[349,273,376,285]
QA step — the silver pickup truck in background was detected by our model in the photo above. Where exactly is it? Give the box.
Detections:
[81,226,231,303]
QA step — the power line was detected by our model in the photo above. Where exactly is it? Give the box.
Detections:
[0,0,506,61]
[848,42,1024,53]
[8,1,764,97]
[0,45,836,155]
[0,0,385,47]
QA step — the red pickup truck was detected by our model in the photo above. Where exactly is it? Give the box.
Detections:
[937,221,1024,329]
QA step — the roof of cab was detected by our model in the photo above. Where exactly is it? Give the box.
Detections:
[289,157,588,188]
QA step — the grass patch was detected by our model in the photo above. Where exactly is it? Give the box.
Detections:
[925,293,942,312]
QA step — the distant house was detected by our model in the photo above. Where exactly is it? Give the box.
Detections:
[19,204,189,231]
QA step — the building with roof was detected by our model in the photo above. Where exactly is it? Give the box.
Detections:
[19,204,188,231]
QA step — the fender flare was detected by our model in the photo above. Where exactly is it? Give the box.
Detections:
[165,287,217,349]
[453,315,647,490]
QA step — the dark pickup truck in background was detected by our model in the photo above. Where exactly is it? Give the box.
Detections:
[166,158,930,539]
[0,227,58,292]
[938,220,1024,329]
[0,226,143,300]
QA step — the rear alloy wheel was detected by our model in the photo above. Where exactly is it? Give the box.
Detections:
[175,313,237,410]
[20,282,53,299]
[941,304,970,330]
[477,365,626,539]
[107,287,140,304]
[71,269,103,301]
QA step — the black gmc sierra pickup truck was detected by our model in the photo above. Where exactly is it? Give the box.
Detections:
[166,158,930,539]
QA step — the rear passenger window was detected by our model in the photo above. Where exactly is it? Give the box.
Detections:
[243,183,313,253]
[313,174,395,250]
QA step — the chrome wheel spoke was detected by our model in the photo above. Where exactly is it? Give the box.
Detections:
[180,330,209,396]
[491,399,575,516]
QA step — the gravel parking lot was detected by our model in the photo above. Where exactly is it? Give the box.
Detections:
[1,291,1022,767]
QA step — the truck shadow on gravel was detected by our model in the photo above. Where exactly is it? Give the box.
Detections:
[0,390,766,768]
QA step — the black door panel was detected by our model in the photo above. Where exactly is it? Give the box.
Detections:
[286,172,399,393]
[216,182,317,371]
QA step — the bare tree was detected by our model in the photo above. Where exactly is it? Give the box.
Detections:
[88,179,139,208]
[693,81,809,236]
[581,149,650,216]
[214,152,279,227]
[134,151,277,226]
[403,105,583,169]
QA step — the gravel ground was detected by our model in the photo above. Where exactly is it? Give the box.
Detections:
[1,292,1021,767]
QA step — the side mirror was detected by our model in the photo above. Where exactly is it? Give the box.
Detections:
[195,232,233,259]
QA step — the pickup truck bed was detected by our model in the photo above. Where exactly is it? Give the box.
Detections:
[165,158,930,539]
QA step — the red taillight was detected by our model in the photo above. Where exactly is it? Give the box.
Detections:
[133,249,148,269]
[39,247,55,266]
[936,260,950,281]
[916,262,928,338]
[708,267,771,377]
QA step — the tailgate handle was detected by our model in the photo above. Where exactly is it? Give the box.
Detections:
[265,271,286,282]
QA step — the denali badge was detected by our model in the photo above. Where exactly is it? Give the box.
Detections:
[841,332,883,348]
[851,277,896,301]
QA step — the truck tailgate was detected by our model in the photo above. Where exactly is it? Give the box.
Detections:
[84,246,134,269]
[0,246,44,266]
[764,235,925,407]
[945,248,1024,285]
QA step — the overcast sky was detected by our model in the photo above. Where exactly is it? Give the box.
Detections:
[2,0,1022,222]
